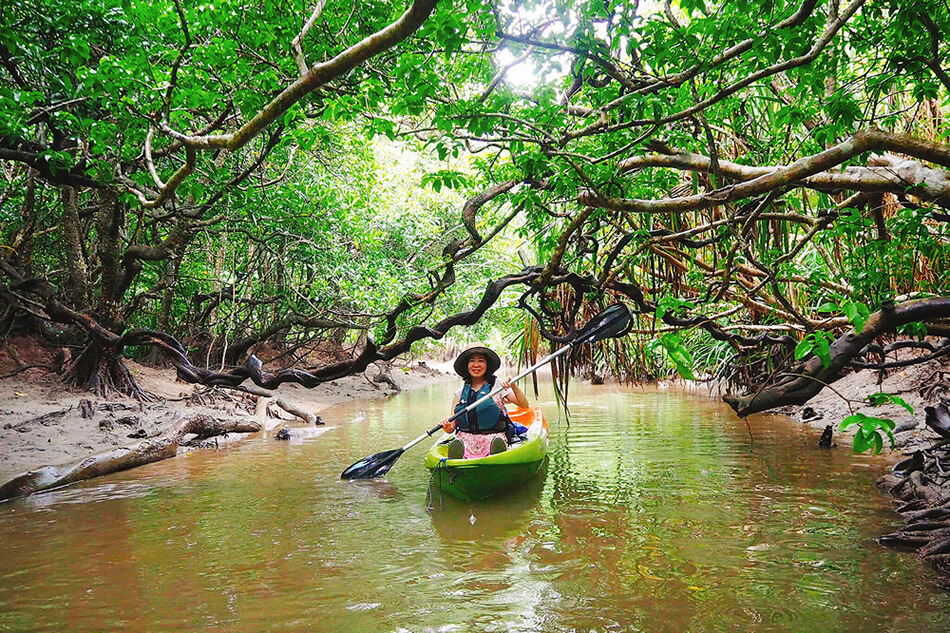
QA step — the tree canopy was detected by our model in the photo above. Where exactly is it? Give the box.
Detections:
[2,0,949,416]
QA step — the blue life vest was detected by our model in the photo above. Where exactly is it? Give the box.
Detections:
[455,380,508,434]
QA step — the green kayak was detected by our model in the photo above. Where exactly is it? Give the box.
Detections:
[424,407,549,501]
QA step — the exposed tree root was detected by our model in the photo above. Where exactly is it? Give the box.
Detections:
[64,342,153,400]
[877,435,950,591]
[0,413,261,501]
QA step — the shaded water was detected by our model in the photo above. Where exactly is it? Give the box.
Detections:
[1,382,949,632]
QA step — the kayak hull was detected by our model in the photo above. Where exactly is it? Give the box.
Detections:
[424,407,549,501]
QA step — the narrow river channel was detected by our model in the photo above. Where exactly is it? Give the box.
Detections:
[1,381,949,632]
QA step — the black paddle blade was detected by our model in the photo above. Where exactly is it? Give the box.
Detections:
[341,448,405,479]
[575,303,633,345]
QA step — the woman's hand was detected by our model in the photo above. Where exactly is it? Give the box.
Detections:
[441,418,456,433]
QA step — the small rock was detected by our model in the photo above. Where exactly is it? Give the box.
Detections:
[895,421,918,433]
[127,429,147,439]
[98,420,114,432]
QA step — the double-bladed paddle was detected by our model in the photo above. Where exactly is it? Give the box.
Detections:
[340,303,633,480]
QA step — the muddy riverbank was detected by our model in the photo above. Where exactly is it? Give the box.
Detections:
[0,356,454,485]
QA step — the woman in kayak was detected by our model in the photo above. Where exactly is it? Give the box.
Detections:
[441,343,529,459]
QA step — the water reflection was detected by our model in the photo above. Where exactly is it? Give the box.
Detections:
[428,467,547,548]
[1,382,949,633]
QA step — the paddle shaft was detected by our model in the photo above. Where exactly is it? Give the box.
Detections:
[397,343,575,452]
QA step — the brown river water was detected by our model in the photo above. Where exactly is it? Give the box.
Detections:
[1,382,949,632]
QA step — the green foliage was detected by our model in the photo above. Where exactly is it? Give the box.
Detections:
[897,322,928,340]
[794,331,836,369]
[866,393,914,414]
[655,297,695,322]
[840,413,896,456]
[647,333,697,381]
[840,393,913,455]
[2,0,950,393]
[421,170,470,192]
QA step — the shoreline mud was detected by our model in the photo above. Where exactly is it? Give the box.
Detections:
[0,358,455,487]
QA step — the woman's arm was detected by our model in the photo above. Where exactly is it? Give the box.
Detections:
[442,393,461,433]
[502,378,530,408]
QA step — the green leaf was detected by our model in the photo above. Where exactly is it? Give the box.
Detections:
[852,428,875,454]
[866,393,914,414]
[840,413,895,455]
[841,300,870,333]
[794,338,814,361]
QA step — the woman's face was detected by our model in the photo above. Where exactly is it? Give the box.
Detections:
[467,353,488,379]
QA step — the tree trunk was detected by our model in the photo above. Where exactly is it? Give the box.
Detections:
[65,340,143,398]
[65,194,144,396]
[60,185,91,306]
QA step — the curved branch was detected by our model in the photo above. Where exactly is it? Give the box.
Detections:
[619,149,950,206]
[140,0,439,205]
[461,179,519,241]
[565,0,866,141]
[581,129,950,213]
[173,0,437,151]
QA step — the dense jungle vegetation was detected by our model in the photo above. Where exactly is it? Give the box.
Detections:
[1,0,949,419]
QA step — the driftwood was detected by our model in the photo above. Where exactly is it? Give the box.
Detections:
[373,371,401,392]
[2,408,71,432]
[0,413,261,501]
[271,397,322,424]
[235,384,322,425]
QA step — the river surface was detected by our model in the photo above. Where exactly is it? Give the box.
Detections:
[1,382,949,632]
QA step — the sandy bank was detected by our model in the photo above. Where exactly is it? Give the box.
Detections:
[0,359,454,483]
[775,352,950,453]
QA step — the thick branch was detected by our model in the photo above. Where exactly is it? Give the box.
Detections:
[582,129,950,213]
[619,149,950,207]
[140,0,438,206]
[724,297,950,416]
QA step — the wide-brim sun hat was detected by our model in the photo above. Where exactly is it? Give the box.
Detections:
[453,343,501,379]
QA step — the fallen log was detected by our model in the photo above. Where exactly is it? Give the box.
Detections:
[0,413,261,501]
[725,297,950,416]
